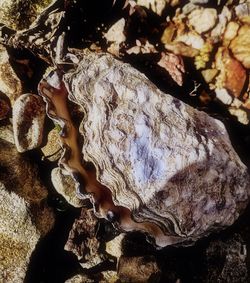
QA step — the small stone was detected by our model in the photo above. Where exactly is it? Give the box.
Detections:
[215,88,233,105]
[223,21,239,46]
[201,69,218,83]
[206,234,247,282]
[104,18,126,44]
[65,274,94,283]
[65,208,104,269]
[0,48,23,105]
[0,124,14,144]
[101,271,119,283]
[0,93,10,120]
[13,93,46,152]
[118,255,161,283]
[106,233,125,259]
[51,167,85,207]
[41,128,61,162]
[230,24,250,68]
[229,107,249,125]
[188,8,217,34]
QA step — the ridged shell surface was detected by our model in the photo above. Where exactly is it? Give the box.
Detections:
[63,52,249,245]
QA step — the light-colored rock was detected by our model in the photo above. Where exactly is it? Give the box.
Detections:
[13,93,46,152]
[106,233,125,259]
[0,0,54,30]
[104,18,126,44]
[215,88,233,105]
[229,107,249,125]
[101,271,119,283]
[0,137,54,235]
[65,274,94,283]
[0,183,40,283]
[118,256,160,283]
[51,167,84,207]
[230,24,250,68]
[188,8,217,34]
[0,47,23,105]
[41,128,61,161]
[136,0,166,15]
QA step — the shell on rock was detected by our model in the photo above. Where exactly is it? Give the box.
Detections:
[41,52,250,247]
[13,93,46,152]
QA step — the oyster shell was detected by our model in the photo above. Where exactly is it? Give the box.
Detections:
[40,52,250,247]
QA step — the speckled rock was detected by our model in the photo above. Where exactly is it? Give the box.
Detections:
[0,47,23,105]
[0,182,40,283]
[118,255,161,283]
[0,137,54,235]
[13,93,46,152]
[51,167,85,208]
[206,234,248,282]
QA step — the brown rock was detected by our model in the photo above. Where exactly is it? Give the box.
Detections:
[0,47,23,105]
[0,93,10,120]
[0,137,54,236]
[13,93,46,152]
[65,208,104,269]
[51,167,85,208]
[118,255,161,283]
[230,24,250,69]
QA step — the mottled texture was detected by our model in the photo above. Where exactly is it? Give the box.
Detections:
[0,137,54,235]
[230,24,250,69]
[206,234,247,282]
[0,183,40,283]
[62,52,250,247]
[0,47,23,105]
[118,255,160,283]
[13,93,46,152]
[51,167,85,207]
[65,208,104,268]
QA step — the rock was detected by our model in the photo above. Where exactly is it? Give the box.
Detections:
[0,92,10,120]
[104,18,126,44]
[0,137,54,236]
[235,3,250,24]
[0,0,54,30]
[188,8,217,34]
[0,182,40,283]
[117,255,161,283]
[101,271,119,283]
[215,88,233,105]
[51,167,85,208]
[0,124,14,144]
[106,233,125,259]
[201,69,218,83]
[0,47,23,105]
[215,48,246,98]
[65,274,94,283]
[206,234,247,282]
[13,93,46,152]
[230,24,250,68]
[41,128,62,162]
[65,208,105,269]
[229,107,249,125]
